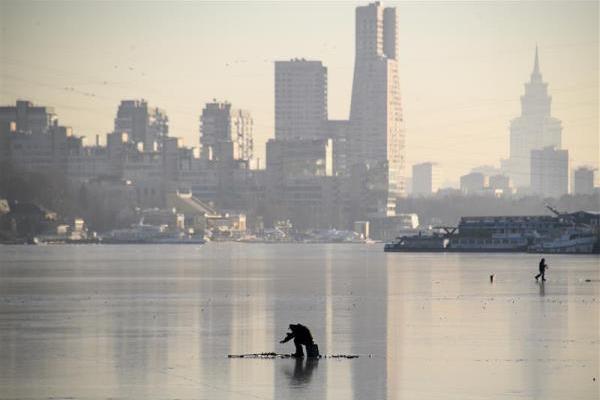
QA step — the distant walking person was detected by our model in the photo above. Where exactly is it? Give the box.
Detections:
[280,323,319,357]
[535,258,548,282]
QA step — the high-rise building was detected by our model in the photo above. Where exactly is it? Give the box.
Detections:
[0,100,83,173]
[573,166,595,195]
[460,172,485,195]
[2,124,81,173]
[325,119,349,176]
[266,137,333,179]
[348,2,405,215]
[502,47,562,188]
[0,100,57,136]
[265,137,340,231]
[412,162,440,196]
[530,146,568,198]
[114,100,169,152]
[199,101,253,162]
[275,59,327,140]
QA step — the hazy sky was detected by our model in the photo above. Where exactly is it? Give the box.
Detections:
[1,0,598,185]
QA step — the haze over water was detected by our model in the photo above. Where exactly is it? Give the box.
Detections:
[0,244,598,399]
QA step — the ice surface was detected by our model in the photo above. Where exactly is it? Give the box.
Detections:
[0,244,598,399]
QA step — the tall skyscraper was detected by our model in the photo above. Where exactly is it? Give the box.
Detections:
[199,101,253,162]
[502,47,562,188]
[348,2,405,215]
[412,162,440,196]
[275,58,327,139]
[530,146,568,198]
[275,59,328,140]
[114,99,169,152]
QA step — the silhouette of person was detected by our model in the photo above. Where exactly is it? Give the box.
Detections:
[280,323,316,357]
[535,258,548,282]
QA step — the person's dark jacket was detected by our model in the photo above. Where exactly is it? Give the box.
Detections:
[280,324,314,344]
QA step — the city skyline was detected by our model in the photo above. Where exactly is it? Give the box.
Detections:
[1,1,598,185]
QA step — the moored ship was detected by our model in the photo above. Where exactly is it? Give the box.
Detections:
[448,235,529,252]
[101,224,205,244]
[528,229,597,254]
[384,209,599,254]
[384,233,447,252]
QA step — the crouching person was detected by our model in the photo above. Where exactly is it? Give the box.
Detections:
[280,323,320,357]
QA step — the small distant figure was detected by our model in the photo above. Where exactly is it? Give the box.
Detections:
[535,258,548,282]
[490,274,495,283]
[280,323,319,358]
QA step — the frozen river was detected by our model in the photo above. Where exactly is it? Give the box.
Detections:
[0,244,598,399]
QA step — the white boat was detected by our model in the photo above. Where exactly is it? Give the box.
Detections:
[529,229,596,254]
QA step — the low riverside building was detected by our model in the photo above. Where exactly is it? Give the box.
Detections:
[165,191,213,236]
[38,217,92,243]
[369,213,419,242]
[140,208,185,231]
[265,175,343,231]
[209,211,247,239]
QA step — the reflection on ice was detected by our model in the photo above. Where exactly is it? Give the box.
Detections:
[284,357,319,386]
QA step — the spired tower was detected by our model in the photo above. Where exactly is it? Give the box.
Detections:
[502,46,562,188]
[348,2,405,217]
